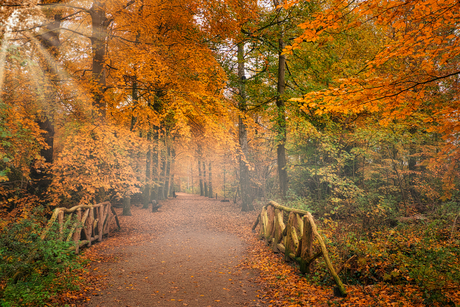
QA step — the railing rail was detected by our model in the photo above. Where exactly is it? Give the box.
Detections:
[252,201,347,297]
[41,201,120,254]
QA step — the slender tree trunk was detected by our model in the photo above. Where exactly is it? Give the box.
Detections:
[130,78,139,130]
[203,161,208,197]
[158,159,166,200]
[150,129,159,201]
[191,164,194,194]
[158,142,166,200]
[387,145,407,208]
[168,148,176,197]
[408,128,420,204]
[274,0,288,198]
[198,158,203,196]
[170,174,175,196]
[208,161,213,198]
[142,140,152,209]
[237,42,253,211]
[130,17,142,130]
[164,145,171,199]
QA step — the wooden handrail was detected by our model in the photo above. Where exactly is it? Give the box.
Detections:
[40,202,119,254]
[253,202,347,297]
[12,202,119,283]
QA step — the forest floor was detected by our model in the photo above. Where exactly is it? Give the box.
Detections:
[63,193,459,307]
[72,193,265,307]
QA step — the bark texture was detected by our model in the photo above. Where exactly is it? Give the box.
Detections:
[237,42,253,211]
[90,1,109,120]
[274,0,288,198]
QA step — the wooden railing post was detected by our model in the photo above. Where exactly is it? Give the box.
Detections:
[97,205,103,242]
[73,208,82,254]
[272,208,285,253]
[258,207,267,240]
[299,216,314,274]
[87,207,94,246]
[58,209,64,241]
[266,205,275,241]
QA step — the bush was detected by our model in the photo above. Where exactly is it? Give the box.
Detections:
[318,221,460,305]
[0,207,82,306]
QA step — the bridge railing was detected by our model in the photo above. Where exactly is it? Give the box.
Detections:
[40,201,120,254]
[252,201,347,297]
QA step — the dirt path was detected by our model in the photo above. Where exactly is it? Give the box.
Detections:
[83,193,264,307]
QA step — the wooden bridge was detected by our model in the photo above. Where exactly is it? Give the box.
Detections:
[252,201,347,297]
[40,201,120,253]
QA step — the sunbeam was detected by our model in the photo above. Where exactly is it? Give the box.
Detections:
[0,10,19,94]
[27,32,93,107]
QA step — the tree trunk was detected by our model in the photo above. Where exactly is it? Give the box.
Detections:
[274,0,288,198]
[198,158,203,196]
[408,128,420,204]
[151,129,159,202]
[158,144,166,200]
[164,145,171,199]
[208,161,213,198]
[130,28,141,131]
[142,141,152,209]
[30,118,55,195]
[130,78,139,131]
[122,196,132,216]
[90,1,109,120]
[30,3,61,195]
[203,161,208,197]
[168,148,176,197]
[237,42,253,211]
[388,145,407,208]
[191,164,194,194]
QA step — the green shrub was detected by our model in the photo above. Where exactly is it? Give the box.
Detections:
[329,222,460,304]
[0,207,83,306]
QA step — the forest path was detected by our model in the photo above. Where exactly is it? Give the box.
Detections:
[83,193,263,307]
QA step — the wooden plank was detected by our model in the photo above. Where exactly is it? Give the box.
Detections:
[276,243,285,253]
[58,210,64,241]
[110,205,121,230]
[295,213,303,235]
[105,205,115,237]
[304,212,347,297]
[87,207,94,246]
[40,208,60,240]
[285,212,299,261]
[102,203,111,235]
[73,208,82,254]
[97,205,103,242]
[261,207,270,243]
[266,205,275,241]
[299,216,314,273]
[79,208,89,243]
[258,207,267,240]
[80,209,90,225]
[266,201,310,216]
[272,209,285,252]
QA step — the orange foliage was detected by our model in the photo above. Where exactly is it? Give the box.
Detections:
[286,0,460,195]
[50,123,145,207]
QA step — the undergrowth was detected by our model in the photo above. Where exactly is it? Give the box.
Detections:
[308,218,460,305]
[0,207,84,306]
